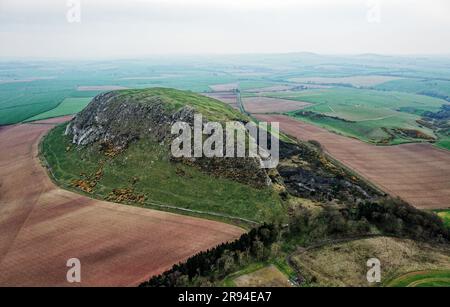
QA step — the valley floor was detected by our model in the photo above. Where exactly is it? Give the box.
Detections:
[0,118,243,286]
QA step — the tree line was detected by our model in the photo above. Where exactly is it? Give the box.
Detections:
[140,197,449,287]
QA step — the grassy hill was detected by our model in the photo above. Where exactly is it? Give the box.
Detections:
[111,88,248,122]
[41,88,284,225]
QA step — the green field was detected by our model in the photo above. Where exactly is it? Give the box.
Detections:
[435,135,450,151]
[0,80,74,125]
[436,210,450,228]
[265,88,447,145]
[375,79,450,101]
[25,97,93,122]
[386,270,450,287]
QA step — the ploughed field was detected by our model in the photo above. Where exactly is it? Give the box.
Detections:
[203,91,239,110]
[242,97,311,114]
[0,119,243,286]
[255,114,450,209]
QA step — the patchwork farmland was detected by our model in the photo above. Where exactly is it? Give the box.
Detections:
[242,97,311,114]
[1,53,450,289]
[255,114,450,209]
[0,119,243,286]
[287,75,403,88]
[203,91,239,110]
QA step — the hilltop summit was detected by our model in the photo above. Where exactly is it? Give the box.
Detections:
[65,88,271,187]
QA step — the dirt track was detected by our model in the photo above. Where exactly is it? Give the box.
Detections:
[256,114,450,210]
[0,118,243,286]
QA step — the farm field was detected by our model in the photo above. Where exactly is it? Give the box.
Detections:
[203,91,239,109]
[264,88,447,145]
[25,98,93,122]
[287,75,402,88]
[242,97,311,114]
[375,78,450,100]
[243,85,295,93]
[255,114,450,209]
[209,83,239,92]
[0,119,244,286]
[0,60,262,125]
[291,237,450,287]
[0,80,74,125]
[386,270,450,287]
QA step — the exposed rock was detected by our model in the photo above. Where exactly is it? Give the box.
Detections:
[65,89,272,188]
[65,91,195,149]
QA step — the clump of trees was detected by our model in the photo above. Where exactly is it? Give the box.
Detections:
[288,197,449,244]
[287,205,371,245]
[140,224,280,287]
[141,198,449,287]
[355,197,449,242]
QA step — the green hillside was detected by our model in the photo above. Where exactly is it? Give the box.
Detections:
[41,88,284,225]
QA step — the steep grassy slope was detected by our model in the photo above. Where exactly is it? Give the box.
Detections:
[42,88,284,224]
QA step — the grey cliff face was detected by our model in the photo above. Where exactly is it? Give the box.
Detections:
[65,91,271,188]
[65,91,196,149]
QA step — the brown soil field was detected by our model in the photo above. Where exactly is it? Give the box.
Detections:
[203,91,239,109]
[255,114,450,209]
[0,119,243,286]
[243,97,311,114]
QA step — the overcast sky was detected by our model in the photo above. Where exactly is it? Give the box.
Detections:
[0,0,449,58]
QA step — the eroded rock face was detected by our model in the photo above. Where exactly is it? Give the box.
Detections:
[65,90,271,188]
[65,91,195,150]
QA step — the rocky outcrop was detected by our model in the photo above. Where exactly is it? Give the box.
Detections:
[65,89,271,188]
[65,91,196,150]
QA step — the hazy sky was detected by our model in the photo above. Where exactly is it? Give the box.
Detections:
[1,0,449,58]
